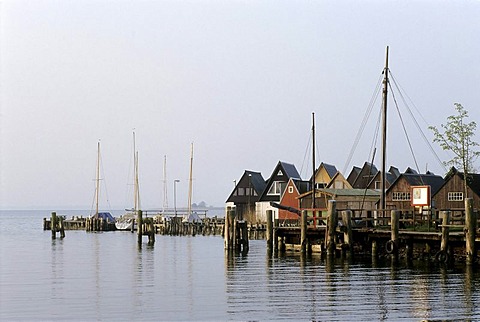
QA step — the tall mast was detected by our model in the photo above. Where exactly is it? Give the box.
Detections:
[187,143,194,216]
[133,131,138,212]
[135,151,140,211]
[163,155,168,213]
[95,140,100,217]
[380,46,389,211]
[312,112,316,210]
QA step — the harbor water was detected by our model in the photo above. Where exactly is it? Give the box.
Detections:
[1,210,479,321]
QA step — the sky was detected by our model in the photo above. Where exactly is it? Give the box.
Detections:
[1,0,479,210]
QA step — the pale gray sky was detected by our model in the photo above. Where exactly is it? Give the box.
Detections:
[1,0,479,210]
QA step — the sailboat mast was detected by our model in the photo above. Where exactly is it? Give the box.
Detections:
[163,155,168,213]
[133,131,138,212]
[95,140,100,217]
[380,46,389,211]
[312,112,316,210]
[187,143,194,215]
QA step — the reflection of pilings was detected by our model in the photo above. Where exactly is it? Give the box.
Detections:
[465,198,476,265]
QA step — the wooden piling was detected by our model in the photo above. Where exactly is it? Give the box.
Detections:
[300,210,308,253]
[51,212,57,239]
[266,210,273,250]
[465,198,476,265]
[224,209,236,250]
[326,200,337,255]
[341,210,353,257]
[389,210,400,257]
[440,210,450,252]
[59,216,65,238]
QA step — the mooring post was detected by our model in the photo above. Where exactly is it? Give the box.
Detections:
[372,239,378,258]
[224,208,230,249]
[326,200,337,255]
[266,210,273,250]
[465,198,476,265]
[391,210,400,253]
[59,216,65,238]
[137,210,143,245]
[440,210,450,253]
[51,212,57,239]
[301,210,308,253]
[342,210,353,257]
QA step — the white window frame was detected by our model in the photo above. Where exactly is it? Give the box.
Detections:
[448,192,464,201]
[392,191,411,201]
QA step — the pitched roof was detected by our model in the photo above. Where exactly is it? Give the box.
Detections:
[226,170,266,203]
[442,167,480,196]
[280,161,301,179]
[387,173,445,195]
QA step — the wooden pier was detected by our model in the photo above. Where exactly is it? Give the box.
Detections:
[272,199,479,263]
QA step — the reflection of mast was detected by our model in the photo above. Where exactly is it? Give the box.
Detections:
[380,46,389,211]
[163,155,168,213]
[187,143,194,215]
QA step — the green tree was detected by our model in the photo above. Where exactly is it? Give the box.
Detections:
[429,103,479,197]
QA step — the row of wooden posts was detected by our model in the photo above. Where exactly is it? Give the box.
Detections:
[270,198,478,264]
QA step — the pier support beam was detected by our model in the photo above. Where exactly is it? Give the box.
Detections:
[465,198,477,265]
[386,210,400,258]
[326,200,337,256]
[266,210,273,250]
[341,210,353,258]
[301,210,308,253]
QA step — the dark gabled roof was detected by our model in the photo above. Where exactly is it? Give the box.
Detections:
[226,170,266,203]
[281,161,301,179]
[352,162,378,189]
[321,162,338,178]
[347,166,361,186]
[404,167,418,174]
[387,173,445,195]
[246,170,267,194]
[310,162,338,183]
[293,179,311,195]
[259,161,301,201]
[388,166,401,179]
[441,167,480,196]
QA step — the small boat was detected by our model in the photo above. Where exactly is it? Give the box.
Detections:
[115,212,135,230]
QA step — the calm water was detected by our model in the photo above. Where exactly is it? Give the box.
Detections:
[1,210,479,321]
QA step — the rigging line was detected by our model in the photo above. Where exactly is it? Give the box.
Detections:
[360,147,377,223]
[343,73,383,174]
[99,152,113,212]
[300,132,312,179]
[388,82,424,184]
[389,72,447,172]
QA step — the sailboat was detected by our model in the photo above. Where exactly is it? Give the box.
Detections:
[183,142,201,223]
[115,132,140,230]
[91,140,116,223]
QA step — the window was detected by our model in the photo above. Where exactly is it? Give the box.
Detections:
[238,187,244,196]
[288,186,294,193]
[267,181,283,195]
[448,192,464,201]
[392,191,410,201]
